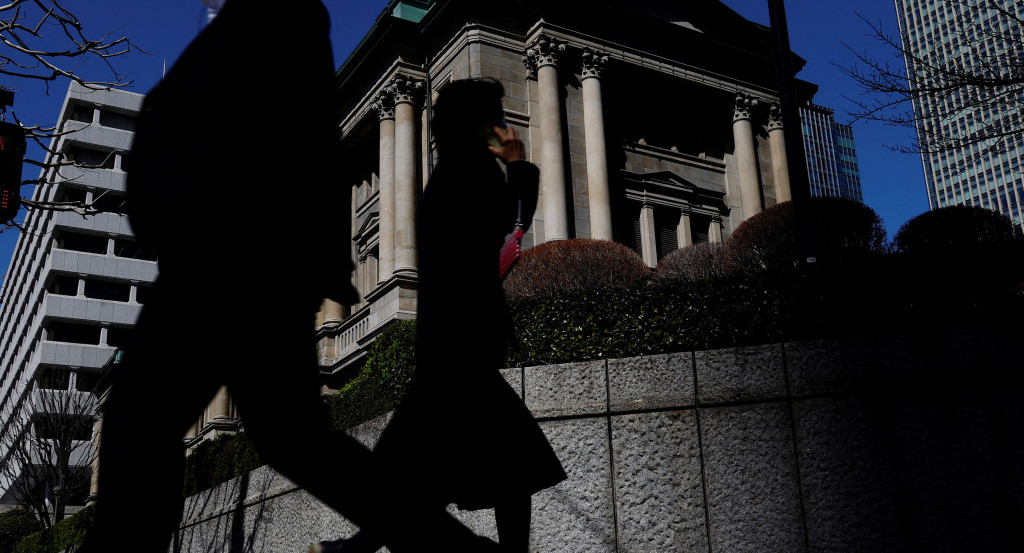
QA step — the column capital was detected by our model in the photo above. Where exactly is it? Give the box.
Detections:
[372,90,395,121]
[389,74,425,106]
[580,47,609,80]
[733,93,758,122]
[768,103,784,131]
[524,35,566,76]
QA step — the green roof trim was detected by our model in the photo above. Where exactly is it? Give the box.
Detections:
[391,0,433,23]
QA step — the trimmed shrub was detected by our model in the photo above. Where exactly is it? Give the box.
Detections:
[654,242,730,281]
[507,276,800,366]
[890,205,1024,322]
[503,239,651,300]
[893,204,1021,254]
[0,509,42,553]
[183,433,261,497]
[727,198,887,276]
[327,319,417,431]
[12,505,93,553]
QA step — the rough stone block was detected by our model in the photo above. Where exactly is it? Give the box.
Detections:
[608,352,694,412]
[500,367,523,399]
[611,411,707,553]
[695,344,786,404]
[524,360,607,418]
[700,403,805,553]
[886,396,1008,552]
[533,418,616,553]
[784,338,874,396]
[792,397,905,553]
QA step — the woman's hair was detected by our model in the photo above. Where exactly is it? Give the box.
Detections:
[431,78,505,153]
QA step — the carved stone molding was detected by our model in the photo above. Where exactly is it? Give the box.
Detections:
[580,47,609,80]
[768,103,784,131]
[524,35,566,76]
[372,90,395,121]
[733,93,758,122]
[389,75,424,106]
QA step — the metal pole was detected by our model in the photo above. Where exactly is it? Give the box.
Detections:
[767,0,815,264]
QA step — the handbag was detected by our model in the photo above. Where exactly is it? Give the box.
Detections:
[499,199,524,278]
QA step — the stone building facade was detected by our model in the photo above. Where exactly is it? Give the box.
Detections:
[316,0,817,376]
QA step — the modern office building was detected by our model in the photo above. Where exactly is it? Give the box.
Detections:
[799,104,864,202]
[895,0,1024,229]
[314,0,821,376]
[0,82,152,513]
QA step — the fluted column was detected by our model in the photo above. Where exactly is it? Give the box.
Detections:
[212,386,231,421]
[392,76,422,276]
[768,103,792,203]
[710,217,724,243]
[639,202,657,268]
[581,48,613,241]
[677,211,693,248]
[525,36,568,242]
[373,91,397,282]
[732,93,763,220]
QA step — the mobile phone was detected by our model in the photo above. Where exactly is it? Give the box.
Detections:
[483,119,507,148]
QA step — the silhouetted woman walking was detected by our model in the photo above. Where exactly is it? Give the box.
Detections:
[312,79,566,553]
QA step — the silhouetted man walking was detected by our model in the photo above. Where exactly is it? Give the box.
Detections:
[81,1,499,552]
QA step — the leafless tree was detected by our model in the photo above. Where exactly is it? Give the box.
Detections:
[841,0,1023,157]
[1,0,141,229]
[0,368,98,527]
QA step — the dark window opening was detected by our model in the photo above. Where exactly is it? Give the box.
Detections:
[59,187,88,205]
[90,191,126,213]
[37,367,71,390]
[56,232,108,255]
[75,370,100,393]
[69,107,93,124]
[691,214,712,244]
[47,322,101,345]
[654,209,679,261]
[98,110,136,132]
[83,279,131,302]
[32,414,94,441]
[105,327,133,349]
[49,275,80,296]
[64,145,116,170]
[135,284,153,305]
[113,239,157,261]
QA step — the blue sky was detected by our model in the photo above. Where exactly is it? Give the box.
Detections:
[0,0,927,279]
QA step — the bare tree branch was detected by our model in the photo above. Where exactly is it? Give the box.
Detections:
[0,0,144,90]
[0,372,97,526]
[838,0,1024,158]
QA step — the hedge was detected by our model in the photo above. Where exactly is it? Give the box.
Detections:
[326,319,417,431]
[12,505,92,553]
[0,509,42,553]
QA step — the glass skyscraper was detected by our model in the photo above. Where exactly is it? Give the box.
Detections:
[800,104,864,202]
[895,0,1024,229]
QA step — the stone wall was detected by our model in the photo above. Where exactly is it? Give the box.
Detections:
[173,326,1024,553]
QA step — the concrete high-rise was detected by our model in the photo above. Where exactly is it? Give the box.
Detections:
[895,0,1024,229]
[0,82,151,513]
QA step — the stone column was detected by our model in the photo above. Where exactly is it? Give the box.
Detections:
[321,299,343,326]
[392,76,422,276]
[710,217,724,243]
[677,210,693,249]
[732,93,763,221]
[525,36,568,242]
[768,103,792,203]
[212,386,231,421]
[581,48,613,241]
[373,91,397,282]
[639,203,658,268]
